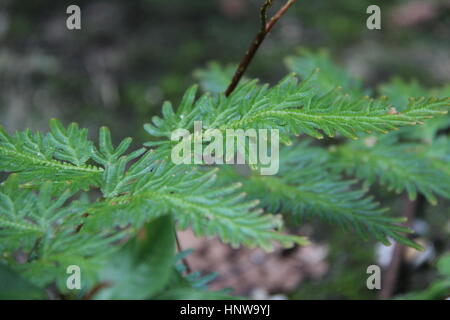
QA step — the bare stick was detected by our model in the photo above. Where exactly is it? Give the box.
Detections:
[266,0,297,32]
[225,0,298,97]
[82,282,111,300]
[379,196,417,299]
[175,232,192,274]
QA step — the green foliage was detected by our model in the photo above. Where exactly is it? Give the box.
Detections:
[0,264,45,300]
[0,176,121,291]
[0,120,102,192]
[219,142,420,249]
[397,254,450,300]
[1,49,449,299]
[156,288,239,300]
[331,134,450,205]
[379,78,450,143]
[194,62,237,94]
[47,119,93,167]
[95,216,175,299]
[0,177,75,251]
[328,76,450,205]
[145,71,449,144]
[285,48,364,95]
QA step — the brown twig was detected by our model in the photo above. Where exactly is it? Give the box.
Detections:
[378,196,417,299]
[175,232,192,274]
[82,282,111,300]
[225,0,298,97]
[265,0,298,33]
[74,213,90,233]
[27,237,42,262]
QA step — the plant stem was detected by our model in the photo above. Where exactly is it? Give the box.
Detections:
[175,231,192,274]
[265,0,298,33]
[225,0,298,97]
[82,282,111,300]
[378,195,417,299]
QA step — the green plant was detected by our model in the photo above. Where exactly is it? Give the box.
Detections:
[1,2,449,300]
[396,254,450,300]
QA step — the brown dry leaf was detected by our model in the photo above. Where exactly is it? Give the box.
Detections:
[178,229,329,295]
[390,1,439,27]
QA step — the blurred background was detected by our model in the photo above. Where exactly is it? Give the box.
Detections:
[1,0,449,299]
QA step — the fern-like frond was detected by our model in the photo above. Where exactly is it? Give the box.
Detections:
[47,119,93,166]
[218,142,421,249]
[0,177,122,290]
[285,48,364,95]
[379,78,450,143]
[193,62,236,94]
[144,73,449,147]
[19,230,120,291]
[87,160,307,250]
[95,216,175,299]
[91,126,150,198]
[331,134,450,205]
[0,177,76,251]
[0,121,102,192]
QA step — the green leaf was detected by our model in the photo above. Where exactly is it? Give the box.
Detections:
[156,287,240,300]
[87,157,307,250]
[219,142,422,249]
[194,62,236,94]
[48,119,93,166]
[91,126,147,198]
[379,78,450,143]
[95,215,176,299]
[285,48,363,95]
[397,254,450,300]
[437,254,450,276]
[145,71,449,147]
[332,134,450,205]
[0,264,46,299]
[0,123,102,192]
[0,178,120,290]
